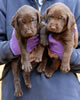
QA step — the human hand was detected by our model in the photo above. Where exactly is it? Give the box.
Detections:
[10,29,40,57]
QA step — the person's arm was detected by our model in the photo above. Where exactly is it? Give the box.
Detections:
[0,41,16,64]
[70,48,80,73]
[70,0,80,72]
[0,0,16,65]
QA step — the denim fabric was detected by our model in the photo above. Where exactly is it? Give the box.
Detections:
[2,70,80,100]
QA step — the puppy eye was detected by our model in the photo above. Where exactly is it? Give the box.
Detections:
[22,19,26,24]
[48,16,53,20]
[18,18,22,22]
[49,15,54,18]
[58,16,62,19]
[30,18,35,22]
[46,17,51,23]
[58,16,64,20]
[17,18,25,25]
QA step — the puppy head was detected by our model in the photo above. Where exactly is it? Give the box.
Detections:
[44,3,75,33]
[11,5,41,37]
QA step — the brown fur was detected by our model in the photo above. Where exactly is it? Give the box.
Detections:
[11,5,46,96]
[37,3,78,78]
[0,5,46,97]
[0,5,45,97]
[11,5,42,72]
[11,58,38,97]
[0,58,38,97]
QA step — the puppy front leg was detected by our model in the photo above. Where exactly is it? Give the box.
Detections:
[18,38,32,72]
[40,24,48,46]
[37,47,48,72]
[31,23,48,63]
[60,42,73,73]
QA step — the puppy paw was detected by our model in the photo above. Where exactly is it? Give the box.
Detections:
[60,65,70,73]
[27,83,32,88]
[37,66,45,73]
[14,88,23,97]
[24,79,32,88]
[22,60,32,72]
[26,62,32,72]
[45,68,54,78]
[23,72,32,88]
[37,63,45,73]
[30,45,44,62]
[31,56,42,63]
[30,52,42,63]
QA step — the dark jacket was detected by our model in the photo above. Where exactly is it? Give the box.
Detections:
[0,0,80,100]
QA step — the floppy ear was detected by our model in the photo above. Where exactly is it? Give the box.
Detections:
[11,14,19,29]
[37,11,42,24]
[44,7,50,21]
[67,12,75,30]
[11,15,16,28]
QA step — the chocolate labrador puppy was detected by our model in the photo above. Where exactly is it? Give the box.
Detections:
[37,3,78,78]
[0,5,44,97]
[11,5,43,72]
[11,5,45,96]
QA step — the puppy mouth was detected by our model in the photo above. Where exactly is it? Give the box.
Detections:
[49,28,66,36]
[48,25,63,33]
[49,28,62,33]
[22,32,37,37]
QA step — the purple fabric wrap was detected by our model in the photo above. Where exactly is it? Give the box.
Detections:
[48,34,64,59]
[27,34,40,53]
[10,29,40,56]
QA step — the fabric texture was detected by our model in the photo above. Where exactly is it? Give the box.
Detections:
[10,29,40,55]
[2,70,80,100]
[48,34,64,59]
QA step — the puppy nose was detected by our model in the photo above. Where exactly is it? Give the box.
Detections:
[50,25,56,30]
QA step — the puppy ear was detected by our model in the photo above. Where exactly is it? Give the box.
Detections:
[67,12,75,30]
[37,11,42,24]
[11,15,16,28]
[44,7,50,21]
[11,14,19,29]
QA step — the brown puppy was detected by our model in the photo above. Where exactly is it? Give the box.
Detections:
[0,5,45,97]
[11,5,42,72]
[45,3,78,77]
[11,5,45,96]
[1,5,44,97]
[38,3,78,78]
